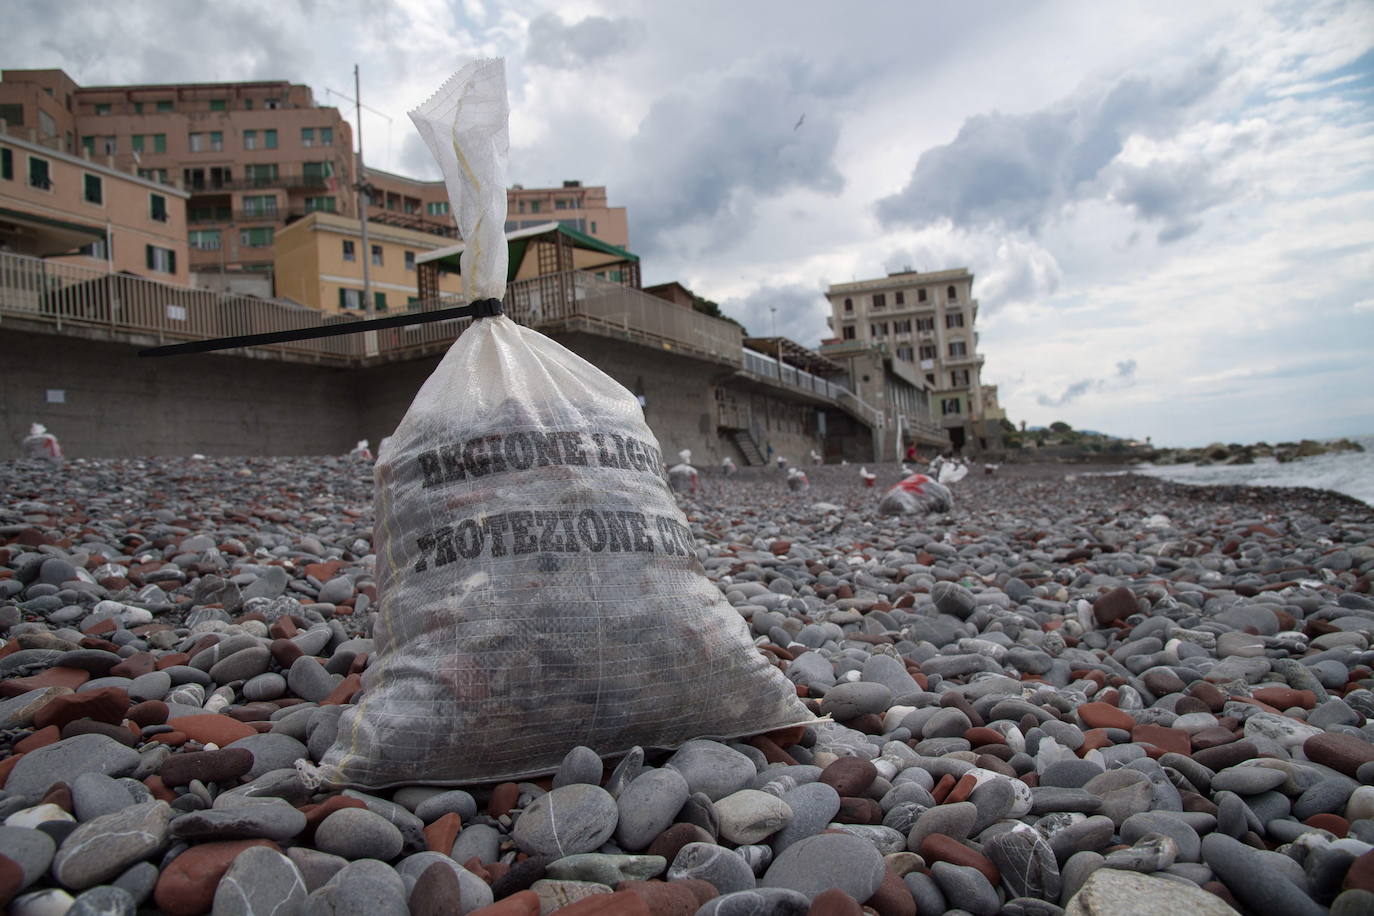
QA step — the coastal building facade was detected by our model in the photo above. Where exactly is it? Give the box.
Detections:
[0,122,190,285]
[824,267,1001,454]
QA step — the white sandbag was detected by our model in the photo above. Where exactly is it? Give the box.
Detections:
[308,60,810,789]
[668,461,699,494]
[877,473,952,516]
[722,456,737,475]
[349,439,374,462]
[786,467,810,491]
[21,423,63,466]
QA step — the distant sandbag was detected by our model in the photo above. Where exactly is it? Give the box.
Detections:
[21,423,63,466]
[878,473,952,516]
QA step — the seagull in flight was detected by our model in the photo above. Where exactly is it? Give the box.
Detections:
[794,114,805,131]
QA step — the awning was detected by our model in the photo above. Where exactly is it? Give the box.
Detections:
[416,220,639,281]
[0,207,106,257]
[744,337,844,377]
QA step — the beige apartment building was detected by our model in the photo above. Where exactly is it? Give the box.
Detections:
[0,122,189,284]
[0,69,355,279]
[823,267,1001,453]
[272,210,463,314]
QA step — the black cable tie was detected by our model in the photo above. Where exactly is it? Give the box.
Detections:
[471,298,504,318]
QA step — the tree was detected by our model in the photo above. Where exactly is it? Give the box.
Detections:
[1050,421,1073,433]
[692,295,747,334]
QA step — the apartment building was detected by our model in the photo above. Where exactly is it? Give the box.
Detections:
[824,267,1000,453]
[272,210,463,314]
[363,170,630,249]
[0,69,355,279]
[0,122,189,284]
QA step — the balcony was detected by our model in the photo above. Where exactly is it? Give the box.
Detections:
[234,209,281,222]
[186,173,332,194]
[944,352,985,367]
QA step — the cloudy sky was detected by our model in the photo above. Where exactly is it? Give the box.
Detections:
[13,0,1374,445]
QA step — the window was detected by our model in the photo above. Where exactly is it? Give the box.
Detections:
[0,103,23,125]
[896,346,914,362]
[245,163,278,185]
[156,100,173,112]
[842,324,856,340]
[239,227,274,247]
[131,134,144,153]
[301,127,314,147]
[79,237,109,259]
[926,374,935,385]
[210,99,226,111]
[529,200,541,213]
[243,130,258,150]
[895,291,905,305]
[145,244,176,273]
[38,110,56,138]
[189,132,204,152]
[946,312,965,328]
[264,129,277,149]
[918,289,928,302]
[947,285,957,301]
[342,240,356,261]
[145,193,167,223]
[320,127,333,146]
[303,161,333,183]
[265,98,281,109]
[153,134,167,153]
[386,193,399,212]
[133,102,143,114]
[304,196,336,212]
[83,173,102,204]
[404,250,416,271]
[426,201,450,216]
[942,398,962,415]
[949,341,968,357]
[339,288,363,310]
[404,198,419,214]
[1,147,11,181]
[843,297,853,312]
[555,199,569,210]
[951,369,970,387]
[95,103,111,116]
[28,156,51,190]
[590,220,597,234]
[870,322,888,337]
[371,244,383,266]
[407,297,421,310]
[242,194,276,217]
[189,229,221,250]
[138,167,168,184]
[916,316,934,332]
[893,319,911,333]
[872,293,886,309]
[919,344,936,360]
[244,99,253,110]
[374,292,388,312]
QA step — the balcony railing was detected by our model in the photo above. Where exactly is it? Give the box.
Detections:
[741,349,883,427]
[186,173,331,193]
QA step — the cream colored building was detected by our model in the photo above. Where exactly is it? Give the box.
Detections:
[825,268,1001,453]
[272,210,463,314]
[0,122,189,284]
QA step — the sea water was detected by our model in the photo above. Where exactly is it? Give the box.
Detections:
[1132,435,1374,508]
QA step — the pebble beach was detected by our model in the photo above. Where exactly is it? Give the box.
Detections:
[2,456,1373,916]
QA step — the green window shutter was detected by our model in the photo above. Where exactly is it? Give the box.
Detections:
[1,148,11,181]
[169,250,176,274]
[265,130,277,149]
[84,173,101,204]
[374,292,387,312]
[210,99,226,111]
[153,134,166,153]
[145,245,154,270]
[339,288,346,310]
[131,135,144,153]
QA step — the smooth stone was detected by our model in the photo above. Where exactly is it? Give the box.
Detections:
[930,862,999,916]
[51,801,171,891]
[413,790,478,824]
[512,784,618,858]
[450,823,501,865]
[287,656,338,704]
[666,741,758,801]
[670,845,758,895]
[1120,813,1201,863]
[315,808,404,861]
[0,826,57,889]
[694,887,811,916]
[67,886,136,916]
[771,782,840,854]
[71,773,135,822]
[395,852,494,914]
[985,826,1061,901]
[170,799,306,842]
[211,845,307,916]
[241,673,287,702]
[1063,867,1242,915]
[760,832,885,902]
[616,767,690,852]
[307,857,407,916]
[227,734,308,780]
[1200,832,1324,916]
[714,790,793,845]
[907,801,976,852]
[6,734,141,798]
[544,853,665,886]
[1210,766,1287,796]
[552,747,604,789]
[1101,834,1178,873]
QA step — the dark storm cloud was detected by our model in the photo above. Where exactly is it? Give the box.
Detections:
[1037,358,1138,407]
[621,57,846,256]
[526,13,645,69]
[1109,157,1235,244]
[874,56,1229,234]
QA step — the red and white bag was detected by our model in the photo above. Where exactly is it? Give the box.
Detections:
[878,472,952,516]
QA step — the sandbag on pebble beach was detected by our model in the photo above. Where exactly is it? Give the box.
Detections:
[878,473,951,516]
[307,60,811,789]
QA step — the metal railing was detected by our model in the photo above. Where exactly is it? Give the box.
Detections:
[741,349,883,427]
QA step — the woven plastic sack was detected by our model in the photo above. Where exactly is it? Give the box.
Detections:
[668,449,698,494]
[349,440,374,462]
[22,423,63,466]
[878,473,952,516]
[309,60,811,789]
[722,456,737,475]
[786,467,810,491]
